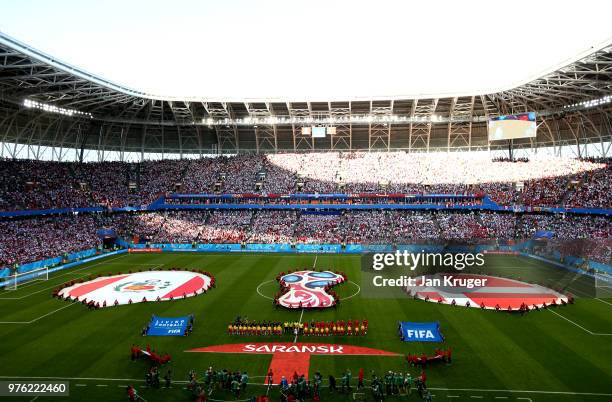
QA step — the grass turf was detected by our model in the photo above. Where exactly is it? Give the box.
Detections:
[0,252,610,402]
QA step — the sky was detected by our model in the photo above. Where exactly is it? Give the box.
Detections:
[0,0,611,101]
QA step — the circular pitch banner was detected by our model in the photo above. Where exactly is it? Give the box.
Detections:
[406,273,568,309]
[278,271,344,308]
[58,271,212,306]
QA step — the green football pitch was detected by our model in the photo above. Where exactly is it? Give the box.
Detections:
[0,252,611,402]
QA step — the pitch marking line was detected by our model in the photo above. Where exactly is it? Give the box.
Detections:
[257,279,360,302]
[103,263,161,266]
[522,255,612,307]
[595,297,612,307]
[0,272,98,301]
[0,254,127,300]
[255,251,359,304]
[343,281,361,300]
[565,285,612,308]
[293,254,318,343]
[426,387,612,397]
[2,254,128,292]
[0,302,76,324]
[0,376,610,397]
[293,307,304,343]
[548,309,612,336]
[256,280,275,301]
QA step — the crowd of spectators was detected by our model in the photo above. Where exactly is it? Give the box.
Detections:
[221,155,264,193]
[0,158,185,211]
[137,160,189,204]
[73,161,131,208]
[293,214,346,244]
[0,154,609,211]
[261,158,296,193]
[181,158,223,194]
[343,211,394,244]
[515,213,611,239]
[0,159,89,210]
[247,211,297,243]
[0,214,100,267]
[437,212,485,239]
[200,210,252,243]
[1,209,609,268]
[478,211,517,239]
[583,238,611,265]
[0,151,609,270]
[269,152,603,192]
[107,209,608,245]
[565,165,611,209]
[518,176,570,207]
[389,211,441,242]
[110,210,250,244]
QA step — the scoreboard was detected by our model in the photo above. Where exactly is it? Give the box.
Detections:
[488,112,536,141]
[301,126,336,138]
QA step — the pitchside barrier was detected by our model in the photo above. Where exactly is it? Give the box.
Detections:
[127,243,513,254]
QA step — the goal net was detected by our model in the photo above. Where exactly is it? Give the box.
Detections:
[595,272,612,299]
[1,266,49,290]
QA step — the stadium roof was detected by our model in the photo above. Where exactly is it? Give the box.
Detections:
[3,0,612,100]
[0,31,611,158]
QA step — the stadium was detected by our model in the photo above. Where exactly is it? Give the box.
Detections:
[0,1,610,401]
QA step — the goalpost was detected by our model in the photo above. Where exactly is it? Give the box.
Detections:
[595,272,612,299]
[1,266,49,291]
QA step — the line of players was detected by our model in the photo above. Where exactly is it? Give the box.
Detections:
[227,319,368,336]
[301,319,368,336]
[228,321,284,336]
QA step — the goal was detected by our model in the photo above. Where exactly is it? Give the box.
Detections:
[595,272,612,299]
[1,266,49,290]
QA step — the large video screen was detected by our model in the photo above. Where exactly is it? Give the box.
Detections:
[312,126,326,138]
[488,112,536,141]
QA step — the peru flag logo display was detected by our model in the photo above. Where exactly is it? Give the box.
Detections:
[58,271,212,307]
[278,271,344,309]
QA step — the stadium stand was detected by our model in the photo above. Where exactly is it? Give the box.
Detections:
[0,153,609,271]
[0,214,99,267]
[0,155,610,211]
[4,209,609,268]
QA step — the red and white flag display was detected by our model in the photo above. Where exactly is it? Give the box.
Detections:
[58,271,212,307]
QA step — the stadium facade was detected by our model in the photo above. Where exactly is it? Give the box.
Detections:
[0,32,611,161]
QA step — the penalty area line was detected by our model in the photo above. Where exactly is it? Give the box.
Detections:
[565,285,612,308]
[548,309,612,336]
[0,302,76,325]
